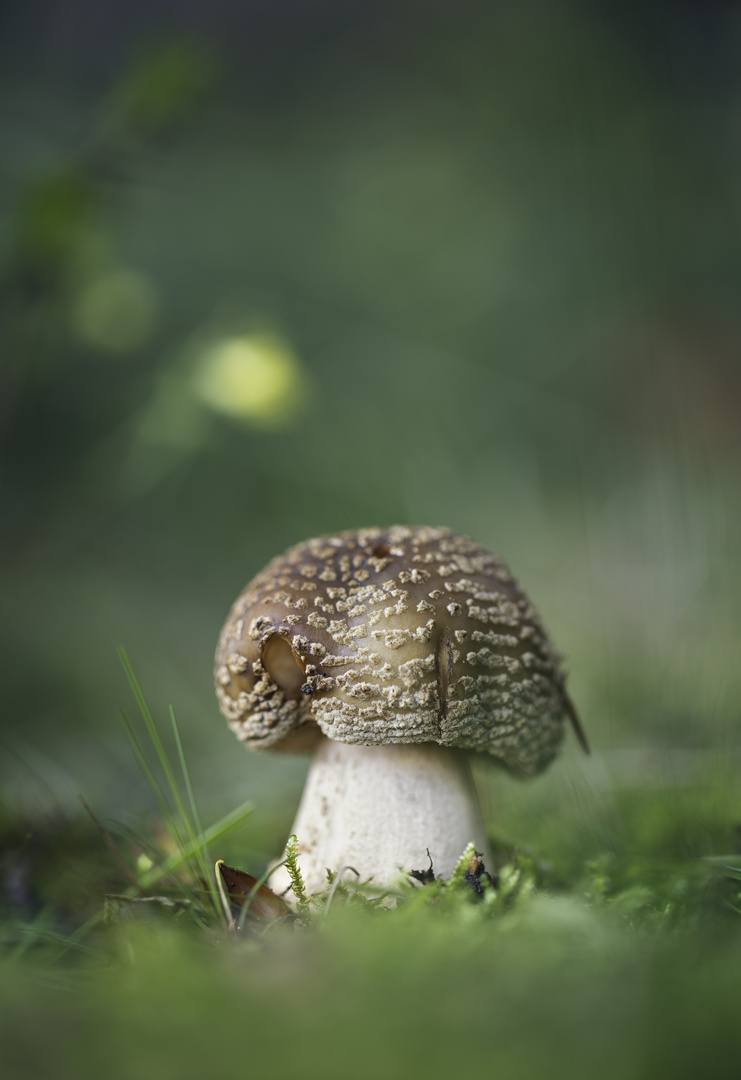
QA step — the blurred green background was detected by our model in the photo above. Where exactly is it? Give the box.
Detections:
[2,5,741,1072]
[2,0,740,861]
[3,0,741,844]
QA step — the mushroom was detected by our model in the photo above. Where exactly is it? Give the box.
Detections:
[214,526,586,895]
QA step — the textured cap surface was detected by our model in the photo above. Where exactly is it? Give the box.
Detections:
[215,526,578,776]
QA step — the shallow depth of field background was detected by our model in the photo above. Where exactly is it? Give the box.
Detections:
[1,4,741,1074]
[3,0,741,867]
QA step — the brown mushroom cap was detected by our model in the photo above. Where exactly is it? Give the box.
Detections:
[215,526,581,776]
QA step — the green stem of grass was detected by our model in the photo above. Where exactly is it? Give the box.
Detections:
[137,801,254,891]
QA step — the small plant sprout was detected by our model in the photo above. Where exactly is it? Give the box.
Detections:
[284,834,311,916]
[214,528,587,896]
[448,842,479,891]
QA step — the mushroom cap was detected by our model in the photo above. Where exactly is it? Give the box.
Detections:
[215,526,580,776]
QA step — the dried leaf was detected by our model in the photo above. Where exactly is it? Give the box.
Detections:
[218,863,292,922]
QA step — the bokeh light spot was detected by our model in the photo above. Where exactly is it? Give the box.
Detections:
[192,332,307,427]
[73,269,157,353]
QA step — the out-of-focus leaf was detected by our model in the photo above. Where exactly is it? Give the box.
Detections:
[104,40,219,136]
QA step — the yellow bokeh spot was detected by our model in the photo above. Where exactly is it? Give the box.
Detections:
[136,853,154,874]
[73,269,157,353]
[193,333,306,427]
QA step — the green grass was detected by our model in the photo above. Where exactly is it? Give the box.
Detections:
[1,665,740,1080]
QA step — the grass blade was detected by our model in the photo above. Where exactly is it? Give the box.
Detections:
[119,709,186,853]
[169,705,210,884]
[137,800,254,890]
[120,648,204,883]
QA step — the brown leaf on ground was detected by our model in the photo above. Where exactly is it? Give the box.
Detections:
[218,863,292,922]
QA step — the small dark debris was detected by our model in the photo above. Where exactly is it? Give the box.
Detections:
[410,848,436,885]
[465,851,498,894]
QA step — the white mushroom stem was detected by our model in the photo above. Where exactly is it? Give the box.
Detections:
[268,737,491,897]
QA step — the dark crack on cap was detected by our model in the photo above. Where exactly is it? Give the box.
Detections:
[214,526,583,776]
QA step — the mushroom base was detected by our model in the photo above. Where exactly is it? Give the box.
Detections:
[269,737,490,897]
